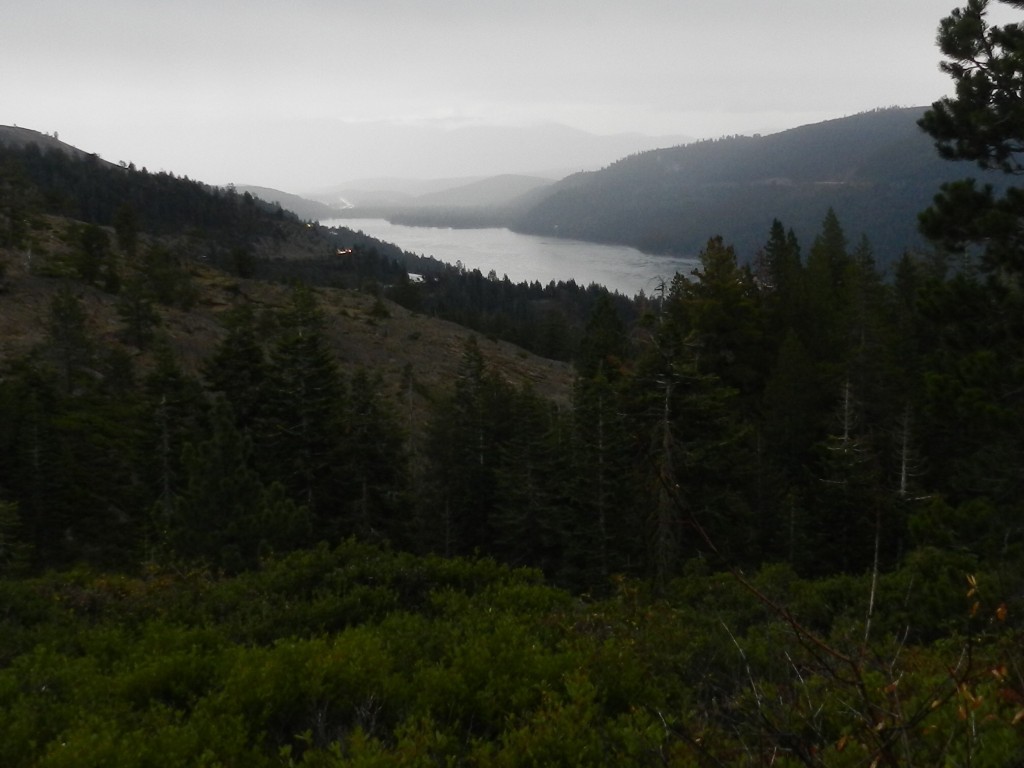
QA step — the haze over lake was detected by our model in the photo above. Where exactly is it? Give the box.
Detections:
[325,218,699,297]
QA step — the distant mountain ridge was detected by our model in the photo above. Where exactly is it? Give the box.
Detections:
[234,185,347,222]
[312,174,556,212]
[374,174,554,209]
[507,107,996,266]
[309,108,982,266]
[5,110,986,268]
[286,120,692,183]
[235,175,556,224]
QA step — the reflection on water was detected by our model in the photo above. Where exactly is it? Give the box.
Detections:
[324,218,698,297]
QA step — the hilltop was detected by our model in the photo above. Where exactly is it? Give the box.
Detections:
[233,185,347,223]
[0,125,109,162]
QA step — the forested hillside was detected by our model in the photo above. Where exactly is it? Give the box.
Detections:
[2,1,1024,759]
[319,108,994,258]
[509,107,1008,265]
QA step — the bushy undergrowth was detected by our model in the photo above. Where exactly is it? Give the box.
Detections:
[1,540,1021,766]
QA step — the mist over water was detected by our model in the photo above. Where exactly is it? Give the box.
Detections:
[326,218,698,297]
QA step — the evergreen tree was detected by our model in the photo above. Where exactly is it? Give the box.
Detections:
[420,337,508,556]
[142,339,209,534]
[45,286,94,395]
[140,244,196,308]
[113,202,140,258]
[567,370,637,589]
[164,402,311,571]
[564,293,640,587]
[0,364,64,562]
[758,219,804,340]
[575,292,629,381]
[919,0,1024,273]
[229,245,256,278]
[758,219,802,294]
[919,0,1024,175]
[115,275,161,349]
[842,235,901,431]
[626,277,754,585]
[258,287,347,537]
[800,208,851,370]
[49,391,148,567]
[74,223,110,285]
[203,304,270,428]
[492,386,567,573]
[762,330,822,474]
[678,236,766,408]
[341,369,408,543]
[915,1,1024,559]
[0,152,37,248]
[807,380,886,575]
[918,274,1024,512]
[0,347,149,568]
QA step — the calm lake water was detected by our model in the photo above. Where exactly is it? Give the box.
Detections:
[323,218,698,297]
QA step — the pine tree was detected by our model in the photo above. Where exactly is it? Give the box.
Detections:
[0,346,150,568]
[492,386,567,574]
[0,152,38,249]
[918,0,1024,273]
[626,277,755,585]
[575,292,630,381]
[914,0,1024,561]
[800,208,851,370]
[74,223,110,285]
[164,403,311,571]
[918,273,1024,509]
[420,336,507,556]
[567,370,637,588]
[920,0,1024,176]
[842,235,901,431]
[258,286,347,537]
[203,304,270,427]
[764,329,820,451]
[142,339,209,534]
[0,365,63,562]
[679,236,766,408]
[807,380,887,575]
[140,244,196,308]
[341,369,408,543]
[564,295,640,587]
[116,275,161,349]
[758,219,802,295]
[113,202,140,258]
[45,286,94,395]
[758,219,804,341]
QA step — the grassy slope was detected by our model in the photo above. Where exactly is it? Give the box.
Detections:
[0,216,574,421]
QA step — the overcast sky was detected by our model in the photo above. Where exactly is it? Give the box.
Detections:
[1,0,997,192]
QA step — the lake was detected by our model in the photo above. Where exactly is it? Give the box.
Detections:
[323,218,699,297]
